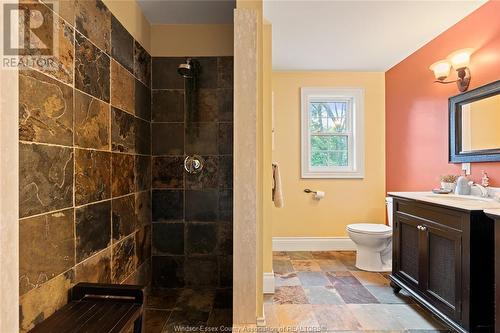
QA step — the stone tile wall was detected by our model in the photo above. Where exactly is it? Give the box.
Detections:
[150,57,233,289]
[18,1,151,331]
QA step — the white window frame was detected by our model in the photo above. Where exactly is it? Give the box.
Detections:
[301,87,365,179]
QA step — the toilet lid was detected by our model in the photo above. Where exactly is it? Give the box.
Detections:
[347,223,392,235]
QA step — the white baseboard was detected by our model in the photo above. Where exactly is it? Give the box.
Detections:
[256,304,266,326]
[256,315,266,327]
[272,236,356,251]
[263,271,275,294]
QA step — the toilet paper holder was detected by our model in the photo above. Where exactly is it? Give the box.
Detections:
[304,188,325,200]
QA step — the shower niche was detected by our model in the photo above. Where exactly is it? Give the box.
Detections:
[150,55,234,305]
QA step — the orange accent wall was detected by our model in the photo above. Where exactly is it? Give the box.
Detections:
[386,1,500,191]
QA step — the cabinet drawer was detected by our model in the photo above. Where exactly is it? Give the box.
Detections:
[395,198,466,231]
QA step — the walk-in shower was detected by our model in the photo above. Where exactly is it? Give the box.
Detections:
[150,55,234,330]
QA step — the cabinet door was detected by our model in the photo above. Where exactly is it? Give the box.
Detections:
[393,213,422,288]
[421,222,462,321]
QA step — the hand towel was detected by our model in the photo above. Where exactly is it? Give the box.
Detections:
[272,162,284,208]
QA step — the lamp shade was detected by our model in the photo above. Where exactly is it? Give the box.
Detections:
[447,48,474,70]
[429,60,451,80]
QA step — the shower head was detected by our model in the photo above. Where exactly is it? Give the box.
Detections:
[178,59,196,78]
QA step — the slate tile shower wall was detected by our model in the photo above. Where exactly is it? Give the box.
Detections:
[18,1,152,331]
[150,57,234,288]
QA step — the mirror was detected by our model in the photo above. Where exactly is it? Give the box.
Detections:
[450,80,500,163]
[461,94,500,152]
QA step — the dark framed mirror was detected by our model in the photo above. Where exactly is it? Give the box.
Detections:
[449,80,500,163]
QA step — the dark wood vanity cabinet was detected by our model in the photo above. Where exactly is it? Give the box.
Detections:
[390,197,494,333]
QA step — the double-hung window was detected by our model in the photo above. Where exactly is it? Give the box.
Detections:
[301,88,364,178]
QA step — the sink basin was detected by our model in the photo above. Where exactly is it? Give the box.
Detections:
[425,194,493,203]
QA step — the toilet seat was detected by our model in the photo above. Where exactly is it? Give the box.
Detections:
[347,223,392,235]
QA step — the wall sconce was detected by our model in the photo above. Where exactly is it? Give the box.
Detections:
[429,48,473,92]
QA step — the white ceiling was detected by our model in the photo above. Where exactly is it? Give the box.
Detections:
[264,0,486,71]
[137,0,235,25]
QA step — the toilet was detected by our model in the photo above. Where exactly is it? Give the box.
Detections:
[346,197,393,272]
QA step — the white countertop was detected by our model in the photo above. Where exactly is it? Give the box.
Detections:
[388,191,500,211]
[484,209,500,217]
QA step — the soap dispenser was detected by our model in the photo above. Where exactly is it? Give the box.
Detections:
[455,175,472,195]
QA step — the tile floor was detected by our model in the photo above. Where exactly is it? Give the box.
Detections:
[143,287,232,332]
[264,251,449,332]
[142,251,448,332]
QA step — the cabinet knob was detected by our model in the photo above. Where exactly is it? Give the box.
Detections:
[417,225,427,231]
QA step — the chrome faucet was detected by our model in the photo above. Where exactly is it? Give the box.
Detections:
[472,183,488,197]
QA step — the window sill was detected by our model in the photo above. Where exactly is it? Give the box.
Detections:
[301,171,365,179]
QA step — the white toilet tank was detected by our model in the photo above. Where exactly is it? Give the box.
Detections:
[386,197,394,227]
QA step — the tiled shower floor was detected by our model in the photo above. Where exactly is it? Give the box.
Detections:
[144,288,232,332]
[264,251,448,332]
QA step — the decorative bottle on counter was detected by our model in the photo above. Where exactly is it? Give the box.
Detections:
[482,171,490,187]
[455,176,472,195]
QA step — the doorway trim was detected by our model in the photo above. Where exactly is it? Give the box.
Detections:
[0,50,19,333]
[233,7,258,325]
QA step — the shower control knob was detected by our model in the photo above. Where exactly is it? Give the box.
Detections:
[184,155,204,174]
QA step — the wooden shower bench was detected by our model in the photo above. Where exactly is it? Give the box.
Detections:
[30,283,145,333]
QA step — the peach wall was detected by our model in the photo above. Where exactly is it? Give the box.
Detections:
[151,25,233,56]
[386,1,500,191]
[272,72,386,237]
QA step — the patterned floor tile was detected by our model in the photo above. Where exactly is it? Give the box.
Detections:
[304,286,344,305]
[274,272,301,287]
[148,251,446,333]
[312,304,362,331]
[348,304,404,330]
[365,285,413,304]
[263,303,280,328]
[316,259,348,271]
[297,272,331,286]
[326,271,362,286]
[267,251,447,332]
[333,283,380,304]
[333,251,358,270]
[351,271,391,286]
[388,304,447,330]
[287,251,314,260]
[273,286,309,304]
[273,259,294,274]
[274,304,320,328]
[273,251,290,260]
[264,294,274,304]
[291,259,322,272]
[310,251,338,259]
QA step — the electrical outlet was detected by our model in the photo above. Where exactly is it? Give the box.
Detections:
[462,162,471,175]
